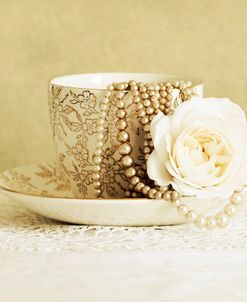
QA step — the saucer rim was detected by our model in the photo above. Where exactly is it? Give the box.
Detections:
[0,162,152,201]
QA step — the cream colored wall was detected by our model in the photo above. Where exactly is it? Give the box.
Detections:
[0,0,246,171]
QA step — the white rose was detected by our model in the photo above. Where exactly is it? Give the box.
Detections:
[147,97,247,199]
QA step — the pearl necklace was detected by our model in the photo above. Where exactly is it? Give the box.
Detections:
[93,80,243,230]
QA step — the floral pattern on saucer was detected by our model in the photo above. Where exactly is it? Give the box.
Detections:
[0,162,72,198]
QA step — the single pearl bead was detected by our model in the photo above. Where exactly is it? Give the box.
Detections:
[140,86,147,92]
[143,125,150,132]
[186,210,198,223]
[116,100,125,108]
[131,85,138,92]
[138,109,146,118]
[216,213,229,228]
[93,156,102,164]
[177,204,189,216]
[117,83,125,91]
[94,149,102,156]
[142,185,150,195]
[92,173,100,180]
[155,191,163,199]
[179,82,187,90]
[107,84,114,91]
[116,109,127,119]
[103,97,109,104]
[136,103,144,111]
[98,133,104,140]
[132,192,138,198]
[206,216,217,230]
[137,82,144,88]
[133,96,141,103]
[121,156,133,167]
[141,116,149,125]
[100,112,106,118]
[165,101,171,108]
[125,167,136,178]
[194,216,206,228]
[94,165,101,172]
[135,182,145,192]
[146,107,154,115]
[224,204,237,217]
[163,191,172,201]
[153,102,159,109]
[159,186,169,192]
[148,188,157,199]
[130,176,140,186]
[96,141,103,148]
[95,189,102,197]
[129,80,136,86]
[171,191,180,200]
[185,88,192,96]
[143,99,151,107]
[160,91,167,97]
[94,181,101,188]
[143,146,151,154]
[118,143,132,155]
[167,94,173,101]
[125,191,131,197]
[142,92,149,99]
[100,104,107,111]
[116,119,127,130]
[230,193,242,205]
[117,131,129,143]
[170,199,181,207]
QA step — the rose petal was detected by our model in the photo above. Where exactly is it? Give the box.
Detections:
[150,111,171,165]
[147,150,172,186]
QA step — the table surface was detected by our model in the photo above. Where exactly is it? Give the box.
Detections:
[1,193,247,302]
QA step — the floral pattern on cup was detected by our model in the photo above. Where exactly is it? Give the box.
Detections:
[49,82,202,198]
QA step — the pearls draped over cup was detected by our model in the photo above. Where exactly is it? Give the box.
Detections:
[92,79,244,230]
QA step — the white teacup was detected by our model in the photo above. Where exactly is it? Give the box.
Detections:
[49,73,203,198]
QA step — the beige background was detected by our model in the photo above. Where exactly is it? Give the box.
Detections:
[0,0,246,171]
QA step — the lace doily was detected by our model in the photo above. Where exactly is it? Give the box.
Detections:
[0,193,247,252]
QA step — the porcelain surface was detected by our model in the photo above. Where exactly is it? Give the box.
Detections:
[0,162,227,226]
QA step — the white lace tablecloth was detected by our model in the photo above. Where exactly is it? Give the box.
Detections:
[1,193,247,252]
[1,193,247,302]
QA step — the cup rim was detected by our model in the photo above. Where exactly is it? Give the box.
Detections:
[49,72,203,90]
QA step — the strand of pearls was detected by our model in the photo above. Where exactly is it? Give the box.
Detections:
[93,79,244,229]
[92,87,112,197]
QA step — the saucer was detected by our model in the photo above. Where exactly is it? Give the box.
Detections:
[0,162,226,226]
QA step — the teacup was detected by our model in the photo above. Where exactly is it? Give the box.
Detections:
[48,73,203,198]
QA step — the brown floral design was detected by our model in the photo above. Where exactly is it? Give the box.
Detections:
[69,90,97,116]
[48,83,147,198]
